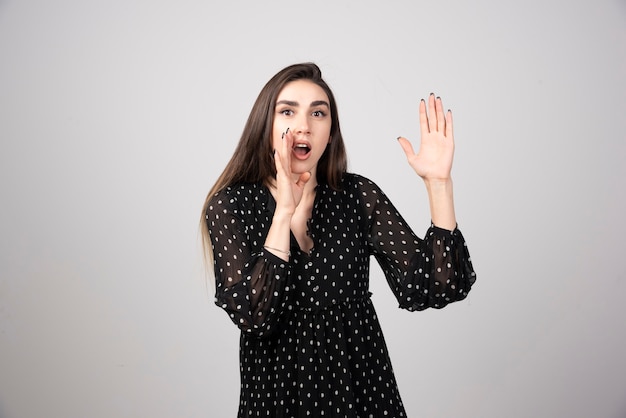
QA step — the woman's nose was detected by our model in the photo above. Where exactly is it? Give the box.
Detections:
[293,115,310,134]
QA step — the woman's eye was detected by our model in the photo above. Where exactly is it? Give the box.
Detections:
[312,110,326,117]
[279,109,293,116]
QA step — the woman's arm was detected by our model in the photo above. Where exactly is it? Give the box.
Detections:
[206,190,293,338]
[397,94,456,230]
[264,128,312,260]
[207,129,314,336]
[357,176,475,311]
[366,94,475,309]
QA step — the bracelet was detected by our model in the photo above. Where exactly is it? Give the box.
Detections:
[263,245,291,257]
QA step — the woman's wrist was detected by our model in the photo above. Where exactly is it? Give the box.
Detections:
[263,245,291,257]
[423,177,453,193]
[424,178,457,230]
[272,208,294,223]
[264,210,293,261]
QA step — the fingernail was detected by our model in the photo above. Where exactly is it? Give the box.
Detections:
[430,92,434,96]
[286,127,290,134]
[396,136,402,140]
[281,132,285,139]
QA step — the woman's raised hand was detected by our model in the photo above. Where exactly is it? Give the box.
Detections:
[273,128,311,215]
[397,94,454,183]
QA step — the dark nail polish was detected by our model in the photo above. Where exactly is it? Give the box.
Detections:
[282,132,285,139]
[286,127,290,134]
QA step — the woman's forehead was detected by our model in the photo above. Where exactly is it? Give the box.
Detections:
[277,80,329,103]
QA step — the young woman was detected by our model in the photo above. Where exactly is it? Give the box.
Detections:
[201,62,476,417]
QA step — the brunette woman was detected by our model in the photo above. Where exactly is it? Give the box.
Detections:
[201,62,476,417]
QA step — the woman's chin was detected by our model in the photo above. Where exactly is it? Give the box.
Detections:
[291,166,316,180]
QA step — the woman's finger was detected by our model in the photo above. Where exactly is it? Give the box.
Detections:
[428,93,437,133]
[274,147,286,178]
[397,136,416,158]
[295,171,311,188]
[419,99,429,137]
[282,128,293,174]
[445,109,454,140]
[436,96,445,133]
[275,131,291,178]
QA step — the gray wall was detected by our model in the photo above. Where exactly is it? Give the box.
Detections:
[1,1,625,417]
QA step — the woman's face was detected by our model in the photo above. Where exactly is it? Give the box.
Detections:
[272,79,332,180]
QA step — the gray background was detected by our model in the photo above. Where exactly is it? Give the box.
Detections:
[1,0,625,417]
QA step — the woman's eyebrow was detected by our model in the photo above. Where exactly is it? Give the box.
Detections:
[311,100,329,108]
[276,100,298,107]
[275,100,330,108]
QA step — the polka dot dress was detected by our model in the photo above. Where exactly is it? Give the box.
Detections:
[206,173,476,417]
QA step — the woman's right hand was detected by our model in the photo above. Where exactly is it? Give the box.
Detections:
[273,128,311,215]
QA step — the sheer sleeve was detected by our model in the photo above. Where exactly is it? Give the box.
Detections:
[205,188,293,338]
[356,177,476,311]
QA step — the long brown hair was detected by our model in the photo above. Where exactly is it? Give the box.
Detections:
[200,63,347,265]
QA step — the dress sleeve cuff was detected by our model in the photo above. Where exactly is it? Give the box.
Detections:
[429,221,459,234]
[260,248,291,267]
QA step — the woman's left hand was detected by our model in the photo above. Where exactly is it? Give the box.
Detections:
[397,94,454,182]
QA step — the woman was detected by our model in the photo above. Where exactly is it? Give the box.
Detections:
[201,62,476,417]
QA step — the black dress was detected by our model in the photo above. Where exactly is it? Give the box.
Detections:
[206,173,476,417]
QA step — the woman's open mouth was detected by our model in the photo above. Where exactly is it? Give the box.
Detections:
[292,143,311,160]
